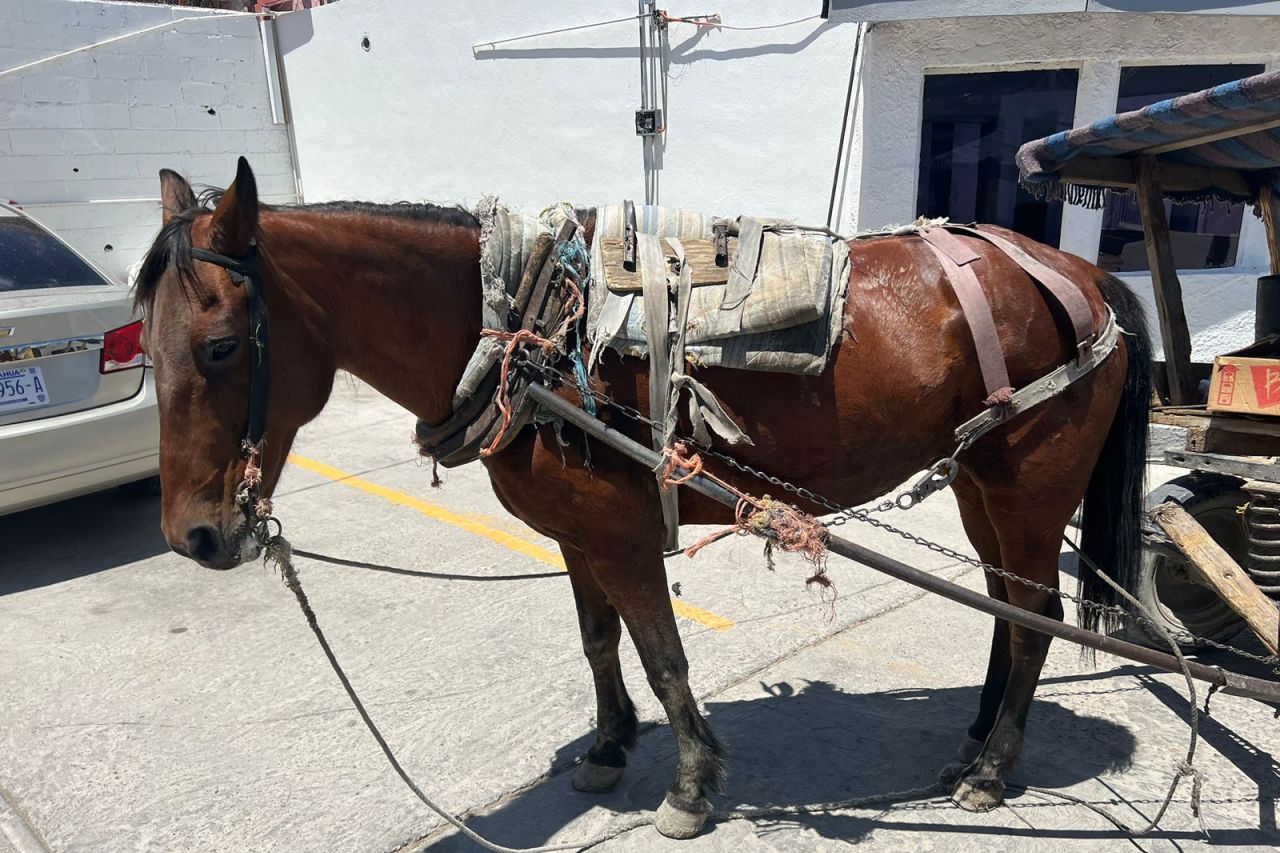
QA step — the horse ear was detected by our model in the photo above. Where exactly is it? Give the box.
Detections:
[208,156,259,256]
[159,169,195,225]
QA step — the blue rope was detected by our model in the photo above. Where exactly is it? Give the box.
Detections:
[557,235,597,416]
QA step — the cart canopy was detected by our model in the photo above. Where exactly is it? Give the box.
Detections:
[1017,69,1280,207]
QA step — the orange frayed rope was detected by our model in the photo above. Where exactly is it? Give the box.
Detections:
[478,272,587,458]
[661,442,833,591]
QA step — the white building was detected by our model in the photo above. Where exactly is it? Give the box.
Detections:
[4,0,1278,362]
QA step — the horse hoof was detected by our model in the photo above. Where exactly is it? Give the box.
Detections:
[938,761,968,788]
[572,759,624,793]
[957,735,984,763]
[951,775,1005,812]
[655,794,711,839]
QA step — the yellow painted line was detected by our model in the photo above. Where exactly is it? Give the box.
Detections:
[287,454,564,568]
[286,453,736,632]
[671,600,735,631]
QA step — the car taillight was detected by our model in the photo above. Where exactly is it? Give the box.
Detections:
[101,321,146,373]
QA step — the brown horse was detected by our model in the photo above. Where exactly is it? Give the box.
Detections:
[137,158,1151,838]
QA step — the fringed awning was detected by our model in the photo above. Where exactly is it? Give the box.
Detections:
[1017,69,1280,208]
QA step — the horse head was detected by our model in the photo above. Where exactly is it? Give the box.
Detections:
[137,158,333,569]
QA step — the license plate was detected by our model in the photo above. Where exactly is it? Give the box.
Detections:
[0,365,51,410]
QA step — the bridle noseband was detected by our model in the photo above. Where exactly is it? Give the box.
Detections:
[189,243,276,544]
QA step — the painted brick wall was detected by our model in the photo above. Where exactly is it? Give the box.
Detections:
[0,0,296,281]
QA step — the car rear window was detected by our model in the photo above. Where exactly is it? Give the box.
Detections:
[0,218,108,292]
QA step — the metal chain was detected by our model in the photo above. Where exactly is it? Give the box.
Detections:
[519,355,1280,670]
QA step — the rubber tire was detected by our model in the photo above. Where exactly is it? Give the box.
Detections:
[1132,472,1249,649]
[117,475,161,499]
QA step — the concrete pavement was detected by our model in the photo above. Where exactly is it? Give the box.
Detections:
[1,377,1277,852]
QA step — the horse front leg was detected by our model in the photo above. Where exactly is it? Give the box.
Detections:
[584,542,724,838]
[560,543,639,792]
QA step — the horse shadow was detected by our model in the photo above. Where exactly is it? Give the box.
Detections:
[0,489,167,595]
[429,677,1161,849]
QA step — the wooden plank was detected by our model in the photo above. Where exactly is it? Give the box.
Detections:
[1143,115,1280,155]
[1150,407,1280,454]
[1136,156,1197,405]
[600,237,737,292]
[1056,156,1254,198]
[1152,502,1280,656]
[1260,184,1280,276]
[1151,407,1280,435]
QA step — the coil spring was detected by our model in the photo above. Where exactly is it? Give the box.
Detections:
[1244,494,1280,596]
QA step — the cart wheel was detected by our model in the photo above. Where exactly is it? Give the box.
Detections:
[1132,472,1248,649]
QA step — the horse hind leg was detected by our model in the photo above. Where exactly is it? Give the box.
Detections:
[939,472,1011,788]
[950,489,1076,812]
[562,545,639,793]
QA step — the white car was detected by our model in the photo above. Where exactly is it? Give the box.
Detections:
[0,202,159,515]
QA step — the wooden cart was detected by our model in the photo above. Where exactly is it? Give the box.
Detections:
[1017,70,1280,655]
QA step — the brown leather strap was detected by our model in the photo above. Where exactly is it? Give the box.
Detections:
[947,224,1096,363]
[918,227,1013,403]
[524,221,577,334]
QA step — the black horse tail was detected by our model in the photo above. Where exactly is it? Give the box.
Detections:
[1077,273,1154,634]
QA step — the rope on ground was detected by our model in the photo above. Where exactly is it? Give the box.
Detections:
[575,783,947,851]
[267,536,584,853]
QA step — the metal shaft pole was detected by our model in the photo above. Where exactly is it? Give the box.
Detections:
[526,383,1280,704]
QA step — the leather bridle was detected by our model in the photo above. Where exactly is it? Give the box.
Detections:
[189,243,274,542]
[190,244,271,450]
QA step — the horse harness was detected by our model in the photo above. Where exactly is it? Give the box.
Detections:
[858,221,1120,509]
[413,218,590,467]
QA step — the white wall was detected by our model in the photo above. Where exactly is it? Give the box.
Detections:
[0,0,298,281]
[8,0,1269,362]
[280,3,1279,362]
[276,0,858,222]
[853,12,1278,361]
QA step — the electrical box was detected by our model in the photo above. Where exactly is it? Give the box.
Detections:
[635,109,663,136]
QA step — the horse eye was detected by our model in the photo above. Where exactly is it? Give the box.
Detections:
[208,337,240,362]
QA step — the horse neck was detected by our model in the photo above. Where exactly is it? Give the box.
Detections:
[263,210,482,424]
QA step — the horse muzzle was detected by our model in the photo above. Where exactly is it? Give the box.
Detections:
[171,522,259,570]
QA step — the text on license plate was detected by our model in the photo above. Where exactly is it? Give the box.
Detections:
[0,365,51,410]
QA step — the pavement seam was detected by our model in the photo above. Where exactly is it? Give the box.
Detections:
[0,783,51,853]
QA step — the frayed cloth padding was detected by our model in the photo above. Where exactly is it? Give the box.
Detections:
[587,204,851,376]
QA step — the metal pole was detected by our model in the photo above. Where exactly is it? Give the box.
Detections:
[826,21,864,231]
[526,383,1280,704]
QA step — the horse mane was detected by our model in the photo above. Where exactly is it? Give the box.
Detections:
[133,188,481,311]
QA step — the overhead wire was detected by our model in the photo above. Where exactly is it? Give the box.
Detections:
[0,10,271,79]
